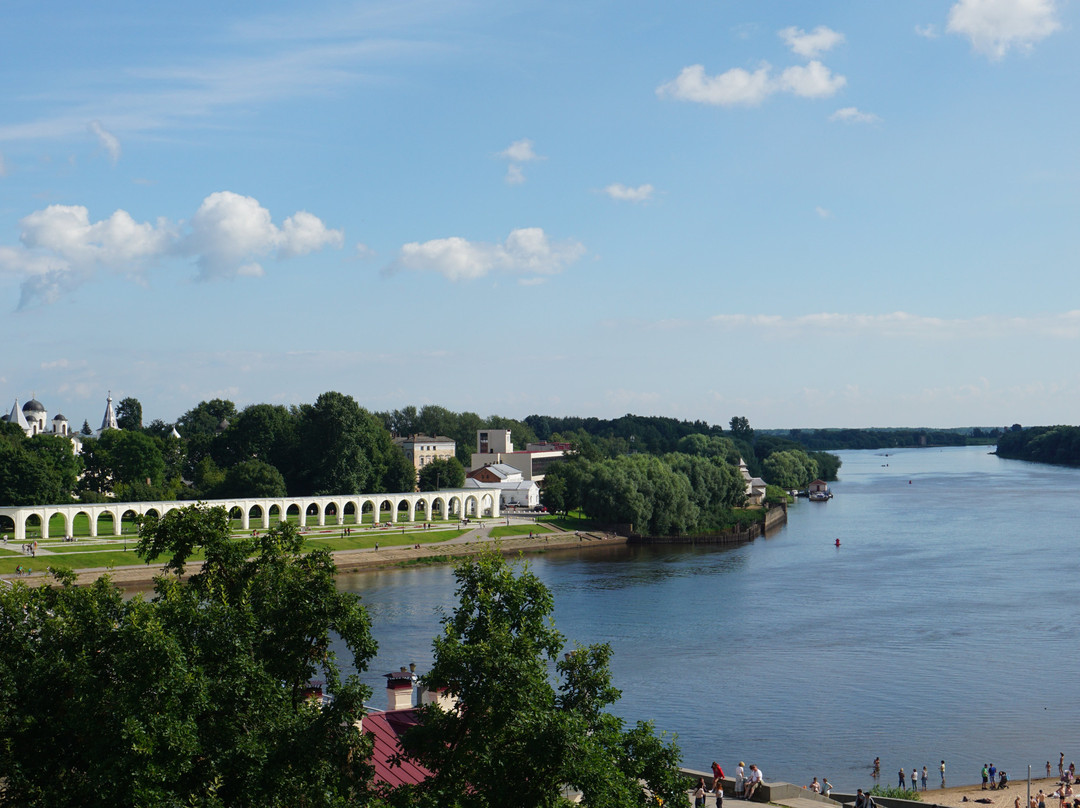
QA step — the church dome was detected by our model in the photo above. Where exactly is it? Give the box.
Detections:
[23,398,45,413]
[53,413,67,421]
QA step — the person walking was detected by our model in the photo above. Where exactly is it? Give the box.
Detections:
[712,762,725,793]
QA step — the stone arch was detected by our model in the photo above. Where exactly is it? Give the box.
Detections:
[0,514,14,535]
[480,493,495,517]
[248,504,264,521]
[361,501,375,524]
[144,507,161,520]
[228,505,244,529]
[74,510,92,538]
[447,496,461,518]
[464,495,478,517]
[286,503,302,526]
[48,510,70,539]
[97,509,118,537]
[23,512,42,540]
[377,499,393,523]
[120,508,140,535]
[415,498,428,519]
[343,501,357,524]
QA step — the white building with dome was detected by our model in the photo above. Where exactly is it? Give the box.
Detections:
[3,392,120,450]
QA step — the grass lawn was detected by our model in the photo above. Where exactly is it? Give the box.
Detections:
[538,511,599,531]
[487,524,556,539]
[303,528,469,552]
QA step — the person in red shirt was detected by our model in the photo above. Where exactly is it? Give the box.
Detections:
[712,762,725,792]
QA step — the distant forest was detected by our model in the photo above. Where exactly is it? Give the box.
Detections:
[994,425,1080,466]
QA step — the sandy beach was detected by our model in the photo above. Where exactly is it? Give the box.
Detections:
[874,776,1068,808]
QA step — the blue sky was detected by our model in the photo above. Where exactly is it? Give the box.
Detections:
[2,0,1078,430]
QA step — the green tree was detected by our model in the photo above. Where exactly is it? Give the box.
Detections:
[398,551,683,808]
[0,506,377,807]
[25,434,83,495]
[417,457,465,491]
[217,458,288,498]
[115,396,143,431]
[0,441,65,505]
[762,449,819,489]
[728,416,754,443]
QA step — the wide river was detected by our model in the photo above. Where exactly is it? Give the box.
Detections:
[338,445,1080,791]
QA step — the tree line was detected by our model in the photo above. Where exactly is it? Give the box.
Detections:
[994,424,1080,466]
[0,507,685,807]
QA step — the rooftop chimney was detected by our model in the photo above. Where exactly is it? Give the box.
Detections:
[384,666,416,711]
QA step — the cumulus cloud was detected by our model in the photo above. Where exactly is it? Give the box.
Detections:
[389,227,585,283]
[499,138,542,163]
[184,191,343,280]
[604,183,654,203]
[815,206,833,219]
[779,25,845,58]
[830,106,881,124]
[0,191,343,306]
[915,23,940,38]
[657,60,845,106]
[498,138,543,185]
[947,0,1060,58]
[88,120,121,165]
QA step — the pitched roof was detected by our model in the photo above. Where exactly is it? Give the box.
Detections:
[364,708,432,788]
[8,399,30,431]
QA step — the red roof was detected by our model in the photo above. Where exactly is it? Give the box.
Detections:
[365,708,432,787]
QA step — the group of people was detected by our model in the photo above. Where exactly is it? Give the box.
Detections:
[981,763,1009,790]
[693,762,766,807]
[808,777,834,796]
[898,764,940,791]
[1049,756,1076,783]
[1032,785,1077,808]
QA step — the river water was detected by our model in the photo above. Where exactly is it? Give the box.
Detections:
[338,446,1080,791]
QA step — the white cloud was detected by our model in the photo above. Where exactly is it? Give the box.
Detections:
[184,191,343,279]
[0,192,343,305]
[0,152,7,177]
[815,206,833,219]
[499,138,542,163]
[777,61,847,98]
[779,26,845,58]
[915,23,940,38]
[19,204,174,267]
[657,64,774,106]
[604,183,654,203]
[830,106,881,124]
[390,227,585,282]
[505,164,526,185]
[88,120,121,165]
[657,60,845,106]
[498,138,543,185]
[946,0,1060,58]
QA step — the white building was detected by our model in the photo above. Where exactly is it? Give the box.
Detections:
[393,434,456,471]
[2,392,119,452]
[469,429,566,483]
[464,463,540,508]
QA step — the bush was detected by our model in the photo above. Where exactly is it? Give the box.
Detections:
[870,785,922,801]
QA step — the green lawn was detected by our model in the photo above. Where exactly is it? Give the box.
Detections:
[488,525,556,539]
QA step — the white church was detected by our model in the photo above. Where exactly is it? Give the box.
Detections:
[2,393,121,451]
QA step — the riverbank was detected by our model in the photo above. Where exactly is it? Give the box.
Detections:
[2,525,628,588]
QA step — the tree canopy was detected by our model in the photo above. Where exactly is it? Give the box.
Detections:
[398,551,684,808]
[0,505,377,807]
